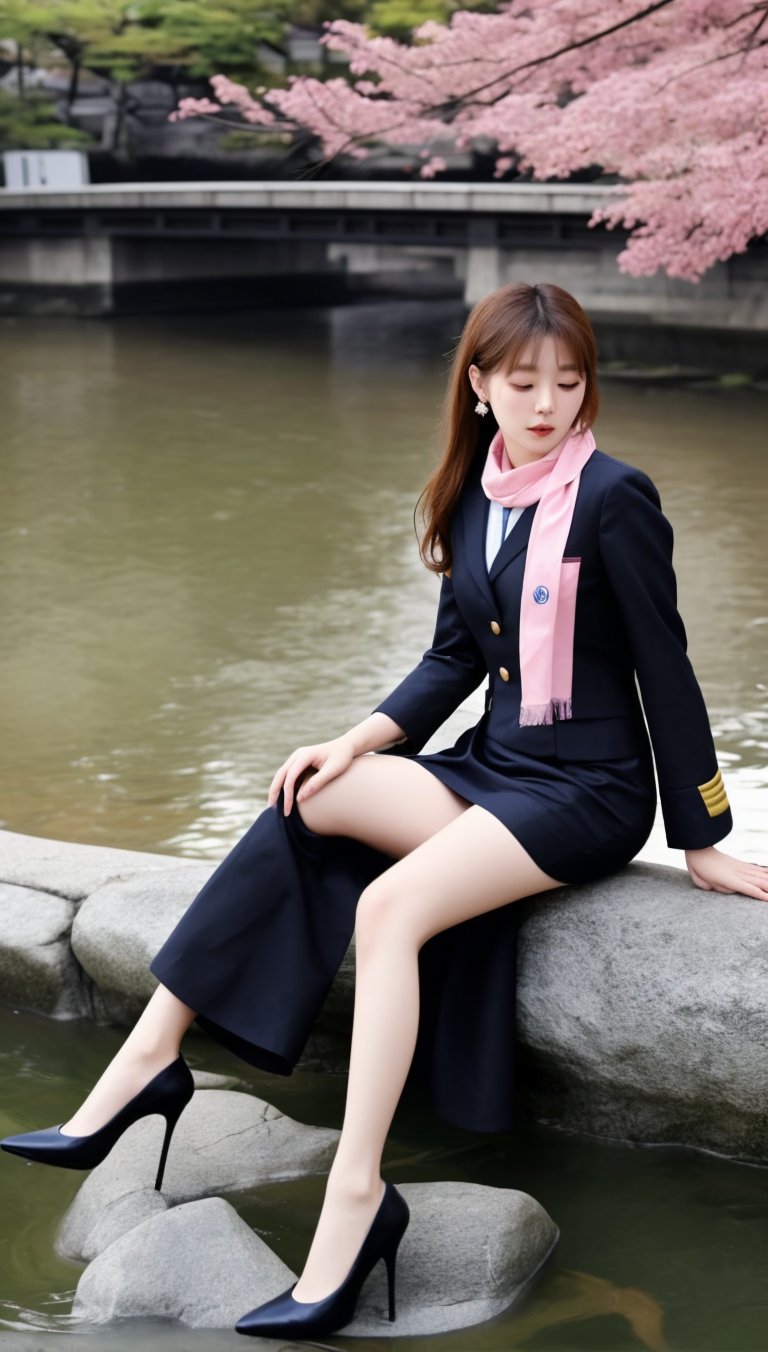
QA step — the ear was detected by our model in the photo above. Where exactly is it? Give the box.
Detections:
[467,363,484,399]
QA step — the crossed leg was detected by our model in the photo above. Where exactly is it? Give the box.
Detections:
[60,748,566,1302]
[61,751,474,1137]
[290,751,566,1302]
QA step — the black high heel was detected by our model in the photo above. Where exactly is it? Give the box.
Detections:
[0,1054,194,1192]
[235,1180,410,1339]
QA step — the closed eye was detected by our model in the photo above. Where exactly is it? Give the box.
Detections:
[512,383,580,390]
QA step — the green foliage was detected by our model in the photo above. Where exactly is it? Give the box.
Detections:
[366,0,497,40]
[119,1,286,80]
[0,87,93,149]
[0,0,288,85]
[0,0,505,160]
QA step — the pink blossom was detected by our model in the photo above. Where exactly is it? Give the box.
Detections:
[167,1,767,279]
[419,155,447,179]
[169,97,221,123]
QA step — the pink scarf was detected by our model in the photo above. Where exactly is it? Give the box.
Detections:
[481,423,596,726]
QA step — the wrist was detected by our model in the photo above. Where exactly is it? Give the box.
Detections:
[340,730,364,757]
[345,714,407,757]
[685,846,717,861]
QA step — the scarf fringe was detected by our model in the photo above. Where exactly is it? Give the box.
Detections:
[519,697,573,727]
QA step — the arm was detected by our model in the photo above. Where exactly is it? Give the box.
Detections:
[369,570,488,754]
[267,711,407,815]
[598,468,733,851]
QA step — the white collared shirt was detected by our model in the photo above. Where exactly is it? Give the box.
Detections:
[485,500,525,572]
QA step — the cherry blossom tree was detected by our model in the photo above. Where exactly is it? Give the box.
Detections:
[170,0,768,282]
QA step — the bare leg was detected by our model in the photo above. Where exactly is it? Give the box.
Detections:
[61,984,197,1136]
[59,748,457,1140]
[291,755,565,1302]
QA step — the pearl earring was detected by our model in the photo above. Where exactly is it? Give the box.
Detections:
[474,397,489,417]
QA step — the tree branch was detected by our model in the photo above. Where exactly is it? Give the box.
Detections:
[364,0,681,115]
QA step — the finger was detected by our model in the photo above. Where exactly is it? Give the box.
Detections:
[282,765,302,815]
[283,757,315,815]
[270,747,313,809]
[267,759,293,807]
[738,884,768,901]
[297,763,331,801]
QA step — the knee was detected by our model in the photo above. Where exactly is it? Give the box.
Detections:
[354,880,419,952]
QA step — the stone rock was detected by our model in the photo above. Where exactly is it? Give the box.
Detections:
[70,865,216,1022]
[72,1197,295,1327]
[70,1182,558,1335]
[0,881,85,1016]
[7,822,768,1163]
[346,1181,558,1337]
[516,860,768,1159]
[57,1088,339,1261]
[0,827,196,902]
[79,1187,168,1263]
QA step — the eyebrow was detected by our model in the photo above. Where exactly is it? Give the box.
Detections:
[511,363,581,372]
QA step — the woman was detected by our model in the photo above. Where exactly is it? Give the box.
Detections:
[4,282,766,1341]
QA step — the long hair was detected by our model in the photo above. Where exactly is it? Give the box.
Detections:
[417,282,600,574]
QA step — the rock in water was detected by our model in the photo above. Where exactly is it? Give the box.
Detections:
[71,1181,558,1335]
[72,1197,295,1327]
[57,1088,339,1262]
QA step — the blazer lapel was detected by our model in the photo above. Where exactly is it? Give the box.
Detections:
[459,467,496,609]
[488,503,537,582]
[459,461,537,599]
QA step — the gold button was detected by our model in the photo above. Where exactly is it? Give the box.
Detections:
[499,666,510,682]
[490,620,501,635]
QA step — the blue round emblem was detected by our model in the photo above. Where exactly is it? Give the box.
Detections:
[533,585,550,604]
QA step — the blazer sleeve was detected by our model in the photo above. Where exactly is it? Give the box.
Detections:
[599,468,733,850]
[370,570,488,754]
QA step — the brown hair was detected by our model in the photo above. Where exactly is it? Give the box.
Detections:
[417,282,599,574]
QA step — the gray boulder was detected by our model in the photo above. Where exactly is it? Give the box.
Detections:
[71,1182,558,1334]
[77,1187,168,1263]
[516,860,768,1159]
[72,1197,295,1327]
[0,881,85,1016]
[347,1180,558,1336]
[0,826,194,902]
[70,865,216,1022]
[57,1088,340,1262]
[6,821,768,1163]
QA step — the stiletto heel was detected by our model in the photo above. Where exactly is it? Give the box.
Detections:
[154,1102,186,1192]
[383,1237,399,1321]
[1,1055,194,1193]
[235,1180,410,1339]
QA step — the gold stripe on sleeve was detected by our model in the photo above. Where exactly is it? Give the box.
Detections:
[697,769,730,818]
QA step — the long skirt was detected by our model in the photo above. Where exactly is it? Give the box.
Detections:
[149,725,656,1134]
[149,791,521,1134]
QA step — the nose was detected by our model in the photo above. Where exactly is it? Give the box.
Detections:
[534,391,554,415]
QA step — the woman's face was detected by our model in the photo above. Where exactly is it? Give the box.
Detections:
[468,334,587,467]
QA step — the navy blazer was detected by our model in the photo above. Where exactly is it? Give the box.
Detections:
[373,443,733,851]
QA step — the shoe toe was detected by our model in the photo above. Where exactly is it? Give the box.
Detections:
[235,1286,293,1334]
[1,1127,67,1158]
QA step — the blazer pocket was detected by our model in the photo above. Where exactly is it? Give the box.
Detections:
[553,557,581,696]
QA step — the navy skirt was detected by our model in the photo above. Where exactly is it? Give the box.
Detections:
[406,715,657,886]
[150,716,657,1133]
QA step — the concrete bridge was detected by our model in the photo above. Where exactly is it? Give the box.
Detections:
[1,180,765,369]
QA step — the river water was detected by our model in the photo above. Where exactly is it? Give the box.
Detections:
[1,300,767,1350]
